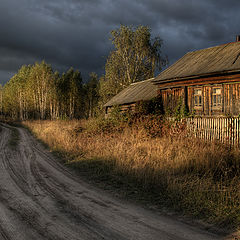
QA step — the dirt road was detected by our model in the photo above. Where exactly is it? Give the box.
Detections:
[0,123,227,240]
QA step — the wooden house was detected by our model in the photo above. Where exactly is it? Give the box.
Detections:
[104,78,157,115]
[153,38,240,116]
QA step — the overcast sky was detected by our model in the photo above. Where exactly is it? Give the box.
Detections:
[0,0,240,84]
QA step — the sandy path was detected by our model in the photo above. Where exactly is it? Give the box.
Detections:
[0,123,227,240]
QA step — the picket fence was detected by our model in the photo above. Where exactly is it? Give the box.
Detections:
[184,117,240,146]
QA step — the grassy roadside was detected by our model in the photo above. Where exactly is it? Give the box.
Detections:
[22,118,240,232]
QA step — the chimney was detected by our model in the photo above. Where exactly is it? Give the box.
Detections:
[236,35,240,42]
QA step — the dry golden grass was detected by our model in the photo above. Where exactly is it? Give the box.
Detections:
[23,118,240,228]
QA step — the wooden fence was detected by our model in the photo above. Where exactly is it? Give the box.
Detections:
[185,117,240,146]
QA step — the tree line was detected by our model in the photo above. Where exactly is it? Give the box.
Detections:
[0,25,167,120]
[0,63,99,120]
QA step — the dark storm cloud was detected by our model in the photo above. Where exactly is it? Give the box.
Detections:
[0,0,240,84]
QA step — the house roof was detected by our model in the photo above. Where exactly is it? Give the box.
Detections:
[153,41,240,84]
[104,78,157,107]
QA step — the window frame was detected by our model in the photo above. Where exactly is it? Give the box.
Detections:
[193,87,203,108]
[212,87,222,108]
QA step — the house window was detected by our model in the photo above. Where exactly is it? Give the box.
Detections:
[194,88,202,107]
[212,88,221,107]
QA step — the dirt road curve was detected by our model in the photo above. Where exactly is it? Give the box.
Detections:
[0,123,227,240]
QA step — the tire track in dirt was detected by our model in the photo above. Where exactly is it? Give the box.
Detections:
[0,123,229,240]
[0,223,10,240]
[0,126,90,240]
[0,125,44,240]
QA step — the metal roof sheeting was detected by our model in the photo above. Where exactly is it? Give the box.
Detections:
[153,41,240,83]
[104,78,157,107]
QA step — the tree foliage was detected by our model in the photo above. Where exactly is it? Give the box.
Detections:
[100,25,167,102]
[1,62,93,120]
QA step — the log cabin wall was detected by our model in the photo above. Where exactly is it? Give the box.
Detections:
[187,83,240,116]
[120,103,136,112]
[159,87,185,114]
[158,75,240,116]
[188,85,222,116]
[106,103,136,115]
[223,82,240,116]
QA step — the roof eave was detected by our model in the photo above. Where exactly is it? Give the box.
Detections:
[152,69,240,85]
[104,97,156,108]
[104,101,137,108]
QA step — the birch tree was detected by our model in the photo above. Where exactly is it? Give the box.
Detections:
[29,61,54,119]
[100,25,167,102]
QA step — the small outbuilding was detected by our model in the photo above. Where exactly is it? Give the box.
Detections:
[153,37,240,116]
[104,78,157,115]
